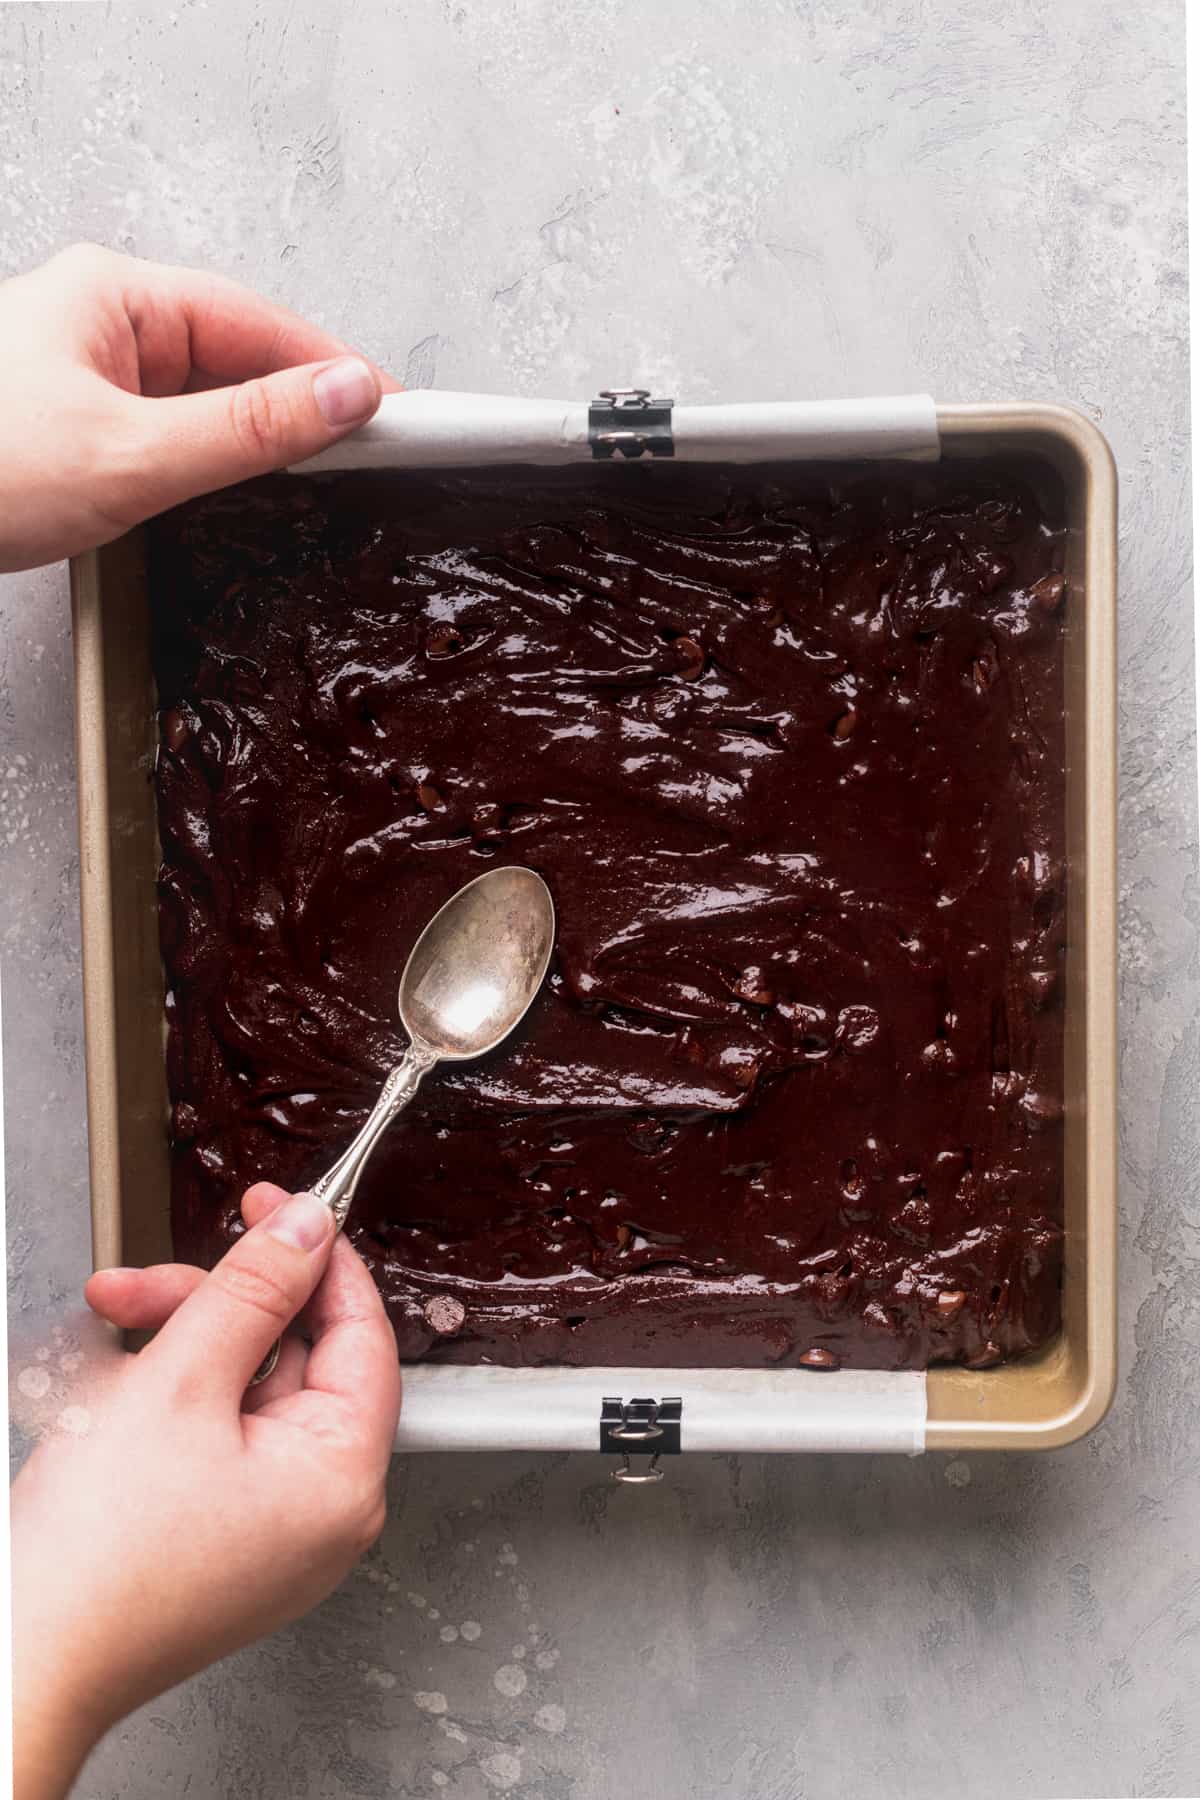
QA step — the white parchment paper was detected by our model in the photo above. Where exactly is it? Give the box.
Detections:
[394,1365,927,1456]
[292,390,940,471]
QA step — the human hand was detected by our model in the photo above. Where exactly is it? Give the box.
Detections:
[0,243,399,572]
[11,1184,401,1800]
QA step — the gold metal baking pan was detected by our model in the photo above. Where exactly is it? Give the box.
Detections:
[70,401,1117,1452]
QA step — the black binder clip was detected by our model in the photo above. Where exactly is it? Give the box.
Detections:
[588,389,675,460]
[600,1395,683,1484]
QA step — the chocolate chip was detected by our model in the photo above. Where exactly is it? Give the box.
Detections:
[753,594,784,626]
[427,624,466,657]
[975,550,1014,594]
[171,1101,198,1143]
[863,1134,893,1174]
[673,635,705,679]
[832,706,858,739]
[615,1224,633,1250]
[837,1005,880,1051]
[895,1195,932,1244]
[416,782,445,813]
[1027,964,1057,1007]
[162,707,190,754]
[936,1289,966,1321]
[798,1346,840,1370]
[816,1272,852,1308]
[423,1294,466,1336]
[955,1172,979,1216]
[734,967,774,1006]
[1030,572,1065,613]
[778,999,829,1036]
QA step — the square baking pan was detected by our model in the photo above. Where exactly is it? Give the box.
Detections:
[71,398,1117,1458]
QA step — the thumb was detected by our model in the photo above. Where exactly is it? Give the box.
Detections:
[128,354,381,513]
[146,1188,335,1405]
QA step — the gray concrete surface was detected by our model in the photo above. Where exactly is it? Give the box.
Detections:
[2,2,1195,1796]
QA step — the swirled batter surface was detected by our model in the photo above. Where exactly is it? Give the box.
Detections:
[151,461,1066,1368]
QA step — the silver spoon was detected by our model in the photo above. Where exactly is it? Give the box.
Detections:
[250,864,556,1386]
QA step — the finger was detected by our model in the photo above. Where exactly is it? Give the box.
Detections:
[19,244,400,396]
[85,1263,206,1330]
[114,254,401,395]
[181,364,403,397]
[144,1188,336,1405]
[241,1179,294,1229]
[238,1183,312,1410]
[268,1236,400,1468]
[116,354,382,516]
[241,1330,309,1413]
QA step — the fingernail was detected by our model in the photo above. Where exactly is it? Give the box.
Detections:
[313,356,378,427]
[264,1192,334,1252]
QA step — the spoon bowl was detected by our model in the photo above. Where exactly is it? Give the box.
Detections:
[400,865,556,1060]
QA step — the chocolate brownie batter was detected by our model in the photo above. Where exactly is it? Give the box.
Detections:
[150,460,1067,1370]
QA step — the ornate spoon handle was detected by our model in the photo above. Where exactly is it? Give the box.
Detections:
[309,1042,438,1229]
[248,1042,438,1388]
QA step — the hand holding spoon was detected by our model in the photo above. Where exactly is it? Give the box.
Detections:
[250,864,555,1385]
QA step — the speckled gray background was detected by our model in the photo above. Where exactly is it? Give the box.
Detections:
[3,2,1195,1796]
